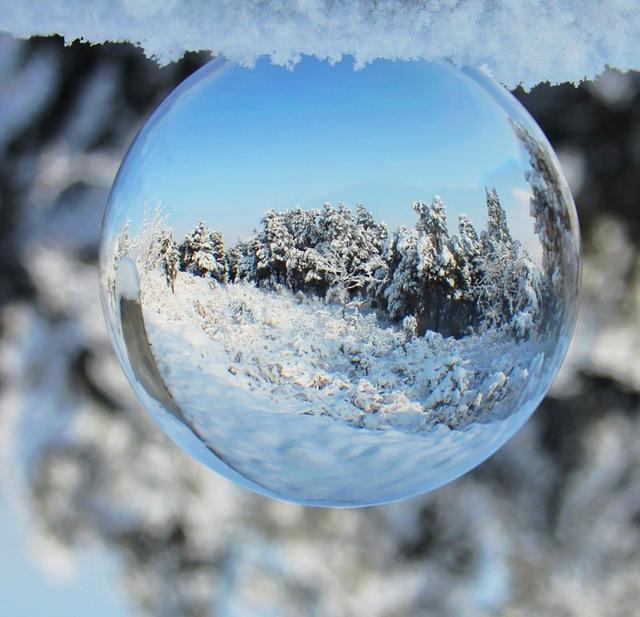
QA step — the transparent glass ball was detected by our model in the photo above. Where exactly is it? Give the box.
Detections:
[100,58,580,507]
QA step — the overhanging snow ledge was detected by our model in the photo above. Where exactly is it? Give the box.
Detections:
[1,0,639,88]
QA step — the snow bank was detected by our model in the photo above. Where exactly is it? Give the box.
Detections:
[2,1,639,88]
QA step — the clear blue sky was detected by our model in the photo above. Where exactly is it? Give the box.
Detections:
[107,56,541,259]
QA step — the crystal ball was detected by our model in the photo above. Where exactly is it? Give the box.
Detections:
[100,58,580,506]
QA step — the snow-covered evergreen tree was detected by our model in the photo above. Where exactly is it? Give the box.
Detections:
[313,203,387,304]
[255,209,294,285]
[208,229,227,283]
[447,214,483,333]
[455,215,481,299]
[231,238,258,283]
[356,203,386,245]
[511,119,580,337]
[158,229,179,292]
[383,227,422,322]
[478,188,520,328]
[354,203,389,297]
[179,221,217,278]
[413,196,457,335]
[483,187,513,247]
[145,194,546,340]
[511,252,543,337]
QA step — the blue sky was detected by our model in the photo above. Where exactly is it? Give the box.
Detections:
[107,56,540,258]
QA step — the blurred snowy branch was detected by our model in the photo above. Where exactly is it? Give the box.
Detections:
[1,34,640,617]
[1,0,639,88]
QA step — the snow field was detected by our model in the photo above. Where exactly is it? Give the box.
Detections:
[126,268,553,503]
[142,270,545,433]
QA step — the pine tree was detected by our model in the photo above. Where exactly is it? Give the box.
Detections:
[383,227,422,322]
[354,203,389,297]
[232,237,259,282]
[208,229,227,282]
[511,119,580,336]
[254,209,294,285]
[483,187,513,247]
[511,120,576,284]
[314,203,387,304]
[413,196,456,335]
[456,214,481,294]
[179,221,216,277]
[478,188,520,328]
[158,229,179,292]
[451,213,482,330]
[511,252,543,336]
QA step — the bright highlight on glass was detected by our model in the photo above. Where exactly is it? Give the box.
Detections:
[100,58,580,506]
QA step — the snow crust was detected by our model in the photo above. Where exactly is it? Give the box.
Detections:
[2,1,639,88]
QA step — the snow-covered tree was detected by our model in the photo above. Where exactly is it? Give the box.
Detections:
[413,197,457,335]
[512,122,572,280]
[179,221,224,279]
[209,229,227,283]
[116,220,132,260]
[511,252,543,337]
[448,219,481,335]
[233,203,388,304]
[137,205,169,277]
[383,226,422,321]
[158,229,179,292]
[231,237,259,282]
[312,243,386,307]
[313,203,387,304]
[454,214,482,306]
[483,187,513,248]
[254,209,294,285]
[477,188,521,328]
[511,119,580,337]
[154,193,545,339]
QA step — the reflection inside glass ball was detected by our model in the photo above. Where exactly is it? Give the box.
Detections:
[100,58,580,506]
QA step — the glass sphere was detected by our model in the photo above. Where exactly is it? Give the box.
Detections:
[100,58,580,507]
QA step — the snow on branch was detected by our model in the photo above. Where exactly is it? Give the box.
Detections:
[1,0,639,88]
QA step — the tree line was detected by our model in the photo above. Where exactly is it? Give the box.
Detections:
[147,188,544,338]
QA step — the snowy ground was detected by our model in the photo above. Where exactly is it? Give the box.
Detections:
[129,268,553,505]
[143,270,546,431]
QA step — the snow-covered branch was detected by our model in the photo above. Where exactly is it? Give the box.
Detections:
[2,1,639,88]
